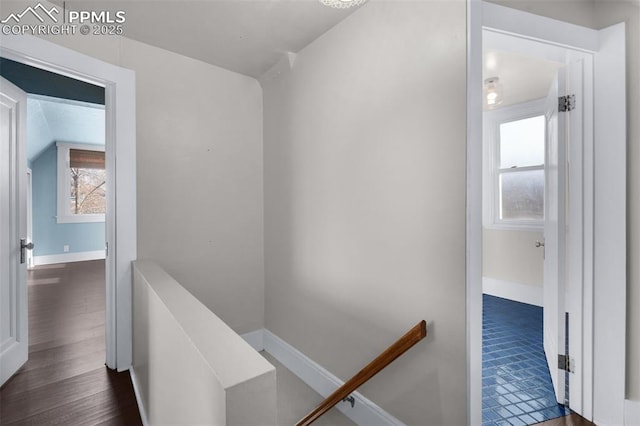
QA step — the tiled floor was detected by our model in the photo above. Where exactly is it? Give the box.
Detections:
[483,294,570,426]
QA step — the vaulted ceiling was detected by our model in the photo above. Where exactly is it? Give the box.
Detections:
[483,49,562,110]
[59,0,360,78]
[28,96,105,162]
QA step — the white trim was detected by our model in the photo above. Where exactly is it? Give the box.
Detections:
[625,399,640,426]
[482,1,599,52]
[0,34,137,371]
[592,22,627,426]
[241,329,405,426]
[55,142,106,224]
[466,0,483,425]
[482,277,543,307]
[580,53,596,422]
[33,250,106,266]
[129,367,149,426]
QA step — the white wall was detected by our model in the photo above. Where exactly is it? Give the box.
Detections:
[489,0,640,406]
[483,229,544,302]
[121,38,264,335]
[486,0,596,28]
[132,261,276,425]
[262,2,467,424]
[35,22,265,334]
[483,230,544,287]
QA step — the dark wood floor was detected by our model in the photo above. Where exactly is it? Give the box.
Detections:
[535,412,595,426]
[0,260,141,425]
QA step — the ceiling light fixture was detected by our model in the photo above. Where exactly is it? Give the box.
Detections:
[484,77,502,108]
[318,0,367,9]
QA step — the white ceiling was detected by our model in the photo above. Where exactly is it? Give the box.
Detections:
[61,0,360,78]
[483,49,562,110]
[27,96,105,162]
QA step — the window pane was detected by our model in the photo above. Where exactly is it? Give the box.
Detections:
[500,115,545,168]
[70,168,106,214]
[499,170,544,220]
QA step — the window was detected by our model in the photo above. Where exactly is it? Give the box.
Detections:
[484,100,545,230]
[57,142,106,223]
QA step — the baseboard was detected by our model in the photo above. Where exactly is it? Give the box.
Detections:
[241,329,265,352]
[33,250,105,266]
[242,329,404,426]
[482,277,543,307]
[129,367,149,426]
[626,399,640,426]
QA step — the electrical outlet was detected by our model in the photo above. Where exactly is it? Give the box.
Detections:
[63,245,69,252]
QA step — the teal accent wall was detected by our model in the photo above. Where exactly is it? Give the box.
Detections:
[31,144,105,256]
[0,57,105,104]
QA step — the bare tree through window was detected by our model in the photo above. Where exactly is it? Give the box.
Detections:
[69,149,106,215]
[70,167,106,214]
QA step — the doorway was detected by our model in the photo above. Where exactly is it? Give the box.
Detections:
[1,56,109,366]
[0,34,137,373]
[480,42,568,425]
[467,2,627,426]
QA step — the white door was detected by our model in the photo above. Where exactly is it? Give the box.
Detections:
[0,77,29,386]
[543,67,567,404]
[564,57,585,415]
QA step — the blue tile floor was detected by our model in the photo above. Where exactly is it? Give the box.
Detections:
[483,294,570,426]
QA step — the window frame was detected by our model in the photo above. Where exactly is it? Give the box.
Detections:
[56,141,106,224]
[483,99,546,231]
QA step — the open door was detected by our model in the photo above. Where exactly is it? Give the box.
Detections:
[544,56,588,408]
[544,58,586,407]
[475,4,627,423]
[542,25,627,421]
[0,76,29,386]
[543,66,567,404]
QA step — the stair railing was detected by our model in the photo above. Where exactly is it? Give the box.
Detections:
[295,320,427,426]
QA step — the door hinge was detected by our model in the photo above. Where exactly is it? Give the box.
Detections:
[558,354,574,373]
[558,94,576,112]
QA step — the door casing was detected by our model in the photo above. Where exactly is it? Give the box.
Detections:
[0,34,137,372]
[467,2,627,425]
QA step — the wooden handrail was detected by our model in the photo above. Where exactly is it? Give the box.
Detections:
[295,320,427,426]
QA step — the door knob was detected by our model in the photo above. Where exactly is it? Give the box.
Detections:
[535,240,545,248]
[20,238,34,264]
